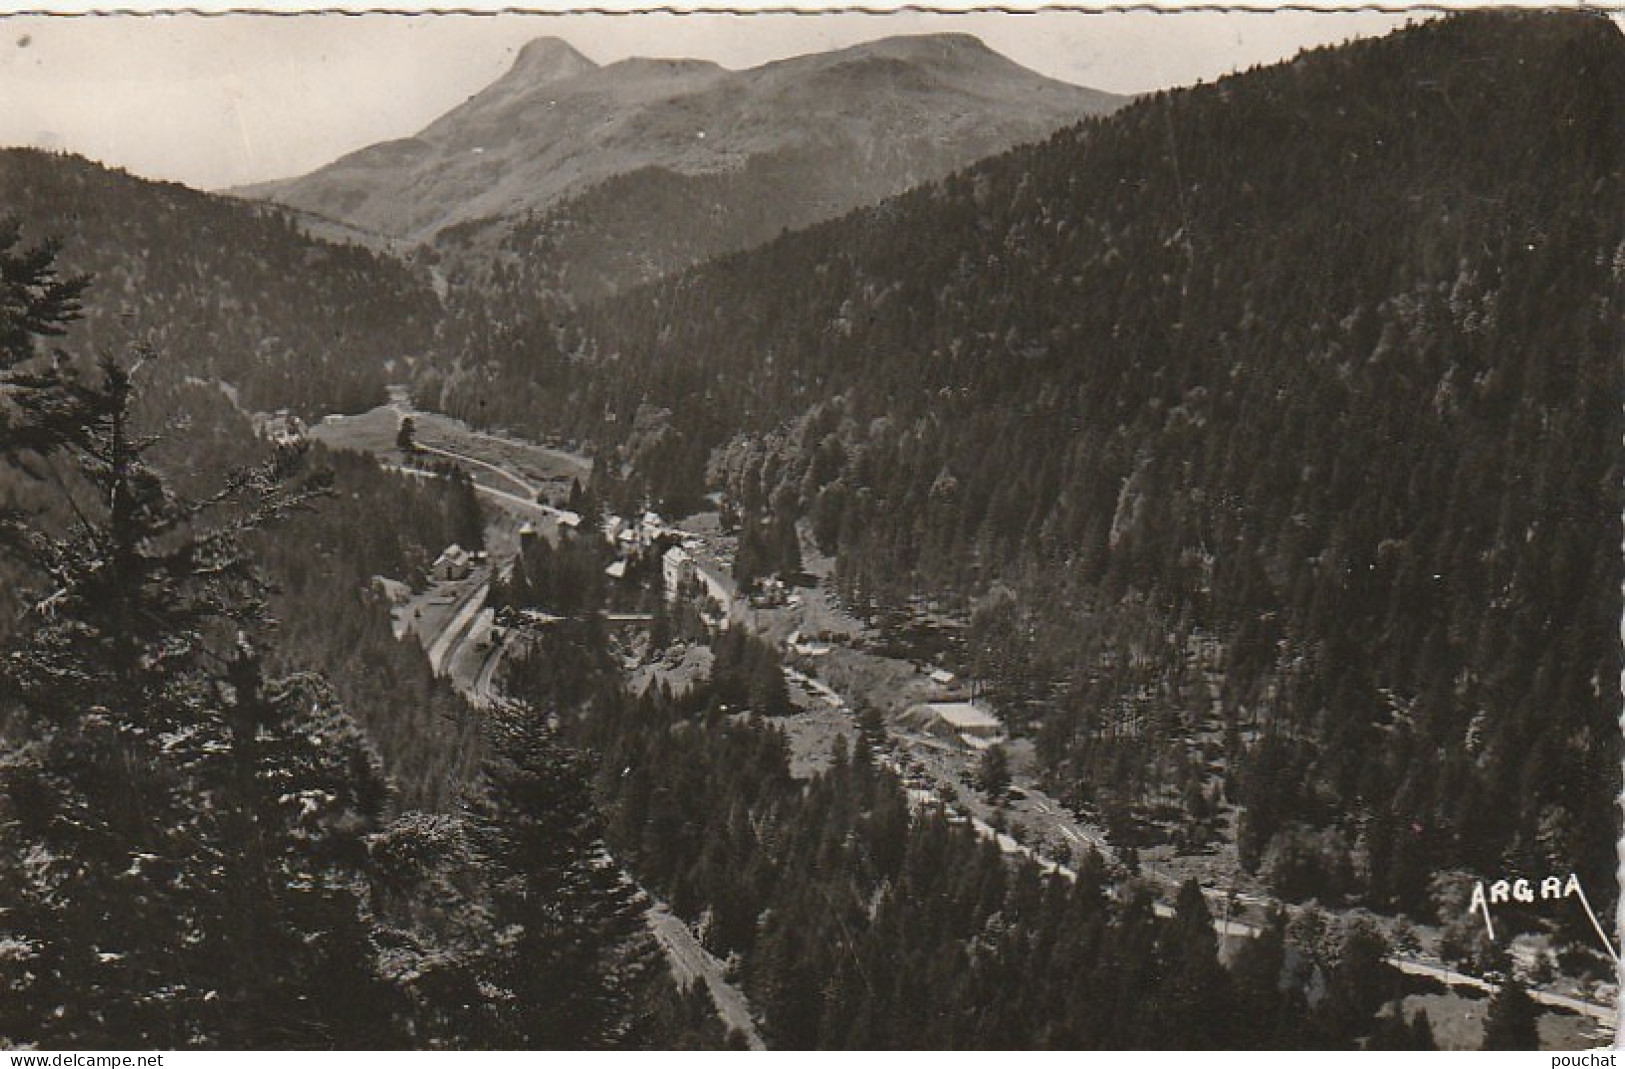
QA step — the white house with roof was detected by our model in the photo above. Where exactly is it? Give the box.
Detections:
[662,545,695,600]
[900,701,1007,750]
[661,544,735,629]
[431,543,472,582]
[258,410,306,447]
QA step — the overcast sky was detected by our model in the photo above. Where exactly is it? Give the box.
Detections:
[0,4,1548,191]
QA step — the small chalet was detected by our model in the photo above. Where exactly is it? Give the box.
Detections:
[259,410,306,447]
[900,701,1007,751]
[662,545,695,600]
[431,543,472,582]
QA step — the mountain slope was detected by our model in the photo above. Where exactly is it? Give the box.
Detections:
[4,149,440,418]
[432,12,1624,919]
[243,33,1118,242]
[239,34,1123,298]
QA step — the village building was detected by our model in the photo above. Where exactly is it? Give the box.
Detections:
[900,701,1007,750]
[368,575,411,605]
[662,544,736,629]
[787,629,832,658]
[431,543,472,582]
[258,409,306,447]
[662,545,695,600]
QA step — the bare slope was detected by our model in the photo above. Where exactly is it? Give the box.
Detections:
[237,33,1122,253]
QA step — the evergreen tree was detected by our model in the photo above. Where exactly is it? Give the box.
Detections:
[463,705,665,1048]
[1163,879,1232,1047]
[854,703,887,754]
[1368,1006,1438,1050]
[1481,979,1541,1050]
[978,744,1012,799]
[1408,1009,1437,1050]
[0,216,86,368]
[446,470,484,552]
[199,645,402,1047]
[0,229,397,1047]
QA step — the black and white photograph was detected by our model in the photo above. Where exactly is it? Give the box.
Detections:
[0,0,1619,1051]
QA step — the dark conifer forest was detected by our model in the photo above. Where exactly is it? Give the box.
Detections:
[0,8,1618,1051]
[429,11,1623,919]
[0,150,440,419]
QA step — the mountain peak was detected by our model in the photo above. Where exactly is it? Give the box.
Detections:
[857,32,992,53]
[244,28,1122,245]
[838,33,1004,66]
[602,56,727,79]
[505,37,598,85]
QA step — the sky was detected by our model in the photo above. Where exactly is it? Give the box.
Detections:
[0,2,1585,191]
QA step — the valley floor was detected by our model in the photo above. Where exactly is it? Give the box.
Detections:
[313,395,1617,1051]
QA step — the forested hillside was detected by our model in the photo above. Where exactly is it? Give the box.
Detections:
[3,150,440,418]
[0,214,713,1049]
[438,12,1623,918]
[501,568,1435,1050]
[0,148,474,807]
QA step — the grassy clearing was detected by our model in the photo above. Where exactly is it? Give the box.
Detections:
[1399,990,1609,1051]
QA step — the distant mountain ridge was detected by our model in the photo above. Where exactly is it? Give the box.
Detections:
[236,32,1123,298]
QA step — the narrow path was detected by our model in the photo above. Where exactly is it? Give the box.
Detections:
[384,462,576,530]
[425,576,489,675]
[415,439,538,499]
[389,397,589,481]
[471,627,505,707]
[646,901,766,1049]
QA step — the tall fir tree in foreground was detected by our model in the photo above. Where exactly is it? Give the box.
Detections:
[0,220,705,1049]
[0,221,399,1047]
[464,705,669,1048]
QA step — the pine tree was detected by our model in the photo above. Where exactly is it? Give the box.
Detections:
[1368,1006,1438,1050]
[0,228,397,1047]
[1408,1009,1437,1050]
[446,470,484,552]
[198,645,401,1047]
[978,743,1012,800]
[0,217,86,369]
[463,704,666,1048]
[1162,878,1232,1047]
[1481,979,1541,1050]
